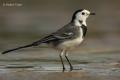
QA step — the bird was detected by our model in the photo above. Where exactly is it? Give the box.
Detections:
[1,9,95,72]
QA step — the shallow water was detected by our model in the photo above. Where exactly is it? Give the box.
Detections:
[0,48,120,80]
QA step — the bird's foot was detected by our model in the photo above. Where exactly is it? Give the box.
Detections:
[62,67,65,72]
[69,66,73,71]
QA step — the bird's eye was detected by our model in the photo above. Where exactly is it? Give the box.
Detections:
[82,12,85,15]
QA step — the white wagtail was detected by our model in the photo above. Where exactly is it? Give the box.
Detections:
[2,9,95,72]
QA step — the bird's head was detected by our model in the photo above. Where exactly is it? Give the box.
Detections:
[71,9,95,26]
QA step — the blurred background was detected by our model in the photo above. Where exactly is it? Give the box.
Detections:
[0,0,120,52]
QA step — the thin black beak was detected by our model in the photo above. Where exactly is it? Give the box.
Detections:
[90,13,96,15]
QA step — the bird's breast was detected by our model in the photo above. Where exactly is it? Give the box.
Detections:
[57,27,83,50]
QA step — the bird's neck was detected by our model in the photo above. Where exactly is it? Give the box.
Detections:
[73,19,87,26]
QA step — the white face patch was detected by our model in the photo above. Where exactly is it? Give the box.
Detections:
[74,9,90,26]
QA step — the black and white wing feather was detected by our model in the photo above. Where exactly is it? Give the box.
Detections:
[32,23,75,45]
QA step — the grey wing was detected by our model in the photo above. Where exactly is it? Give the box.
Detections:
[32,24,75,45]
[53,30,74,39]
[52,23,75,39]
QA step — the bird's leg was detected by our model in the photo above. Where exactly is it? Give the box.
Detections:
[59,50,65,72]
[65,51,73,71]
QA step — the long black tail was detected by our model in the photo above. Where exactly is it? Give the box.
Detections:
[1,42,39,54]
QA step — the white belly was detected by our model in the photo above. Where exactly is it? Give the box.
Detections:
[58,27,83,50]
